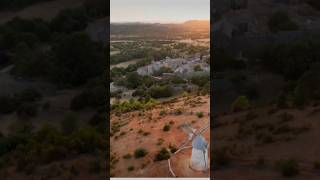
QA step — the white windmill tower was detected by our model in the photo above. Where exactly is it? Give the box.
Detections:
[180,123,209,171]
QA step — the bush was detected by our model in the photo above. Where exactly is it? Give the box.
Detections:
[154,148,171,161]
[213,148,230,168]
[231,96,250,112]
[314,161,320,169]
[268,11,299,33]
[70,87,105,111]
[196,112,204,118]
[153,66,173,76]
[41,145,68,163]
[61,113,79,134]
[50,8,89,33]
[127,166,134,171]
[148,85,173,98]
[16,103,38,118]
[278,112,294,123]
[276,159,299,177]
[50,32,105,86]
[294,65,320,106]
[134,148,148,159]
[89,159,102,174]
[69,128,103,154]
[111,99,158,113]
[123,154,132,159]
[190,74,210,87]
[194,65,202,71]
[163,124,171,132]
[307,0,320,10]
[16,88,41,102]
[0,96,18,114]
[169,144,177,153]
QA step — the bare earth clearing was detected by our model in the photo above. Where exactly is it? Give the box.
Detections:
[110,95,210,177]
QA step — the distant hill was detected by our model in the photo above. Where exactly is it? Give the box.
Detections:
[0,0,85,24]
[110,20,210,38]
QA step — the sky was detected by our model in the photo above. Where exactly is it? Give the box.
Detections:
[110,0,209,23]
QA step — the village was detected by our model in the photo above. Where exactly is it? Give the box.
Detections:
[137,55,210,78]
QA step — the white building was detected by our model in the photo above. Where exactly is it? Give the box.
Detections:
[137,56,210,78]
[190,135,209,171]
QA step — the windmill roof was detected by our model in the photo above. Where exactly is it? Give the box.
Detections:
[192,135,208,151]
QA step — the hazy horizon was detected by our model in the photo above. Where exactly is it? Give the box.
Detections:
[110,0,209,23]
[110,19,210,24]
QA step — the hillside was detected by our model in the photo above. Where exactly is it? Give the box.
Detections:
[213,104,320,179]
[0,0,85,24]
[110,95,210,177]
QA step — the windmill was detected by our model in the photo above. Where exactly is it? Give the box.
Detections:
[180,123,210,171]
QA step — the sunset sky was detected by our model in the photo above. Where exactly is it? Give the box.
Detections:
[110,0,209,23]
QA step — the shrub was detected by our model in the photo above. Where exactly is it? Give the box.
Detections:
[307,0,320,10]
[196,112,204,118]
[314,161,320,169]
[143,132,150,136]
[41,145,68,163]
[190,74,210,87]
[70,87,105,111]
[134,148,148,159]
[294,66,320,106]
[42,101,51,110]
[89,159,102,174]
[268,11,299,33]
[256,157,266,167]
[16,88,42,102]
[159,110,167,116]
[157,138,164,145]
[153,66,173,76]
[148,85,173,98]
[276,159,299,177]
[174,109,183,115]
[231,96,250,112]
[50,32,105,86]
[127,166,134,171]
[0,96,17,114]
[16,103,38,118]
[111,99,158,113]
[169,144,177,153]
[69,128,103,154]
[50,9,89,33]
[70,165,79,176]
[278,112,294,123]
[213,148,230,168]
[193,65,202,71]
[123,154,132,159]
[154,148,171,161]
[61,113,79,134]
[163,124,171,132]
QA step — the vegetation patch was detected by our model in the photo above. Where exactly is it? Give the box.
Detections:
[163,124,171,132]
[134,148,148,159]
[154,148,171,161]
[275,159,300,177]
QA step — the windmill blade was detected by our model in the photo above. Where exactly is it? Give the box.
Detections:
[196,123,210,136]
[180,123,196,135]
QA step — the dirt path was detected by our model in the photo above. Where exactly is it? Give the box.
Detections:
[0,0,84,24]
